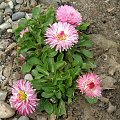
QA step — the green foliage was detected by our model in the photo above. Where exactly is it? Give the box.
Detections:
[85,96,98,104]
[14,6,96,118]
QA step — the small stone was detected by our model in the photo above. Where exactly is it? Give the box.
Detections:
[36,115,47,120]
[1,75,5,80]
[0,15,3,25]
[18,116,29,120]
[5,42,17,53]
[16,0,23,4]
[4,6,13,15]
[30,0,37,7]
[0,102,15,118]
[8,1,14,9]
[0,0,4,4]
[0,21,11,31]
[15,4,20,11]
[66,116,75,120]
[12,12,26,21]
[107,102,116,114]
[0,2,8,9]
[25,13,32,20]
[7,29,12,33]
[11,0,16,5]
[24,74,33,81]
[0,90,7,101]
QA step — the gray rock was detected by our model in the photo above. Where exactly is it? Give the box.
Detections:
[18,116,29,120]
[24,74,33,81]
[15,4,21,11]
[30,0,37,7]
[91,34,118,50]
[0,0,4,4]
[16,0,23,4]
[12,0,16,5]
[0,90,7,101]
[4,6,13,15]
[0,2,8,9]
[12,12,25,21]
[0,102,15,118]
[0,15,3,25]
[0,21,11,30]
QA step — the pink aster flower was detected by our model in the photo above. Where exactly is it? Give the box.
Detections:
[77,73,102,98]
[56,5,82,26]
[45,22,78,52]
[20,27,29,38]
[10,79,38,116]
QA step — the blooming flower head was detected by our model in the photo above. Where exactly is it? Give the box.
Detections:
[10,79,38,116]
[20,27,29,38]
[56,5,82,26]
[77,73,102,98]
[45,22,78,52]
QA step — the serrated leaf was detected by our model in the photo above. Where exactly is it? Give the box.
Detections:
[81,49,93,58]
[85,96,98,104]
[41,92,54,98]
[21,63,32,74]
[78,23,90,30]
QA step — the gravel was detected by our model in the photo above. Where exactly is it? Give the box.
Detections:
[12,12,25,21]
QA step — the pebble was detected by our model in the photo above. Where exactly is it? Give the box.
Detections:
[11,0,16,5]
[1,75,5,80]
[0,2,8,9]
[12,12,26,21]
[0,15,3,25]
[24,74,33,81]
[36,115,47,120]
[18,116,29,120]
[5,42,17,53]
[0,21,11,30]
[0,0,4,4]
[30,0,37,7]
[107,102,116,114]
[0,90,7,101]
[16,0,23,4]
[8,1,14,9]
[0,101,15,118]
[4,6,13,15]
[15,4,20,11]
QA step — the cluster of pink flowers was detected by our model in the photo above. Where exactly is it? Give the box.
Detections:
[10,80,38,116]
[45,5,82,52]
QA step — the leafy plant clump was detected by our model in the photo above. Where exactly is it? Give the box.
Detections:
[14,6,96,117]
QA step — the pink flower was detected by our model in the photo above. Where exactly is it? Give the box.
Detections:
[77,73,102,98]
[56,5,82,26]
[10,79,38,116]
[45,22,78,52]
[20,27,29,38]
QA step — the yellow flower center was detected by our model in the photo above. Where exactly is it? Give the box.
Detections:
[57,31,66,40]
[17,91,27,101]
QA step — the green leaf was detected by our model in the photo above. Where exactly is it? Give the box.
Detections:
[48,51,58,57]
[41,92,54,98]
[58,99,66,116]
[36,65,49,76]
[81,49,93,58]
[55,91,62,99]
[44,100,53,114]
[21,63,32,74]
[72,54,83,66]
[55,61,66,71]
[48,58,55,72]
[78,23,90,30]
[32,7,41,18]
[27,57,40,65]
[85,96,98,104]
[31,69,44,79]
[41,52,47,63]
[79,40,93,47]
[57,53,64,61]
[31,79,42,90]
